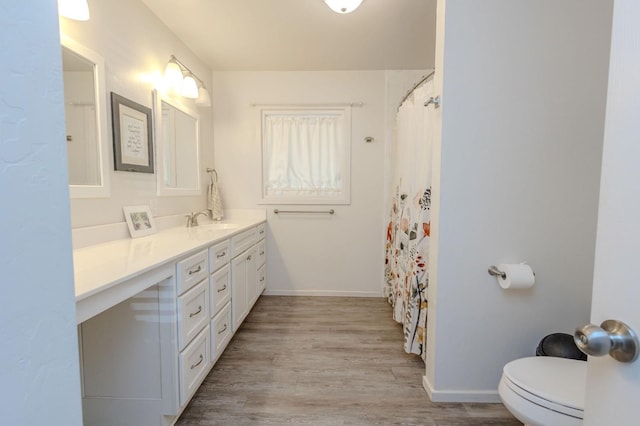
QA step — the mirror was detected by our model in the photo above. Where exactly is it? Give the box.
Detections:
[153,90,200,196]
[61,36,110,198]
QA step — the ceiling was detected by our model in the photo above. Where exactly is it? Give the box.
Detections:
[139,0,437,71]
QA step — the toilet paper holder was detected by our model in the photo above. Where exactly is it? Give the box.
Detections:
[488,264,536,279]
[488,265,507,279]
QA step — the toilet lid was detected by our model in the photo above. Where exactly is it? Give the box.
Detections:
[503,356,586,415]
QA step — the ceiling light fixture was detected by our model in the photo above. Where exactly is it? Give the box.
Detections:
[58,0,90,21]
[323,0,364,14]
[163,55,211,107]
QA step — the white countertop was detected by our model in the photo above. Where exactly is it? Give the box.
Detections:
[73,215,265,323]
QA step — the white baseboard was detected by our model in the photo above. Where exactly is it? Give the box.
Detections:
[422,375,501,403]
[263,289,383,298]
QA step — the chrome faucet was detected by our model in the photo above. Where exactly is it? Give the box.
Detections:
[185,210,210,227]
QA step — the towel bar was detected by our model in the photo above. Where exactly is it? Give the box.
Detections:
[273,209,335,215]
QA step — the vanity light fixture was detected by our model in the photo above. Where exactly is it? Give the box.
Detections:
[196,80,211,106]
[164,57,184,87]
[323,0,364,14]
[58,0,90,21]
[180,74,199,99]
[163,55,211,107]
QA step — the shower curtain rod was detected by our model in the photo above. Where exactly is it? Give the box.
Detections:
[398,70,436,110]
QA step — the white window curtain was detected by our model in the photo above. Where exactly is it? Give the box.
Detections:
[261,108,351,204]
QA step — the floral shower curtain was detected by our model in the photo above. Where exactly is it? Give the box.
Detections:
[385,78,435,360]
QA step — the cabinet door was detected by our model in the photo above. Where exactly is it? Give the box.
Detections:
[246,245,258,309]
[231,252,248,332]
[210,264,231,317]
[257,264,266,295]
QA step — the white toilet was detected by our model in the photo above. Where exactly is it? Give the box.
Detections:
[499,356,586,426]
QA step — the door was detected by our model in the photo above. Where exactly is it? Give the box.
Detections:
[583,2,640,424]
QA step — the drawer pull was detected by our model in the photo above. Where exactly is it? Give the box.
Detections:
[259,230,265,234]
[260,277,265,282]
[217,284,227,293]
[218,324,228,335]
[189,305,203,318]
[190,354,204,370]
[188,265,202,275]
[247,254,252,261]
[216,251,227,258]
[260,251,265,256]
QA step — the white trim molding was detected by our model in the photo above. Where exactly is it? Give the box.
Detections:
[422,376,501,403]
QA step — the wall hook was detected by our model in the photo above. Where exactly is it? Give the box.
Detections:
[424,96,441,108]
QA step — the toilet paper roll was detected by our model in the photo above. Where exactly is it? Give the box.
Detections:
[497,263,535,289]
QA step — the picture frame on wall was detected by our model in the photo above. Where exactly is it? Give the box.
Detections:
[122,205,157,238]
[111,92,154,173]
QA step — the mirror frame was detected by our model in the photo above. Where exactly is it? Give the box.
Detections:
[61,35,111,199]
[153,90,201,196]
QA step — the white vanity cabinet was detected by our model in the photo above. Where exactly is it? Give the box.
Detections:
[174,251,210,407]
[256,224,266,296]
[231,223,266,331]
[231,244,256,330]
[208,239,233,364]
[75,216,266,426]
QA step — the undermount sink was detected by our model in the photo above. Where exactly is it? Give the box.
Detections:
[197,222,240,230]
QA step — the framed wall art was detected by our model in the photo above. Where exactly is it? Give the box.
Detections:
[122,205,157,238]
[111,92,154,173]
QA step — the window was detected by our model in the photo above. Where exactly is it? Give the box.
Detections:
[260,107,351,204]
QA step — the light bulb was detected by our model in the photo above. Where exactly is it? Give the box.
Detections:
[164,59,183,89]
[180,75,199,99]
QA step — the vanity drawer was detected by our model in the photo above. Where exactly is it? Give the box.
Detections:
[209,240,230,272]
[177,280,209,351]
[210,264,231,317]
[258,263,266,294]
[210,302,232,363]
[257,239,266,267]
[256,223,266,241]
[179,326,209,406]
[231,228,257,258]
[176,250,208,295]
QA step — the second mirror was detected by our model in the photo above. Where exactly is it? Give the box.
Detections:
[154,91,200,196]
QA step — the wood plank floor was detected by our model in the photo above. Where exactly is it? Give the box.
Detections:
[176,296,521,425]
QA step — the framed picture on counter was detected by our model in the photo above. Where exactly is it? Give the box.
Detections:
[111,92,154,173]
[123,205,157,238]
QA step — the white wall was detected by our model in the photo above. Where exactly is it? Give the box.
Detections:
[60,0,214,229]
[0,2,83,424]
[425,0,613,400]
[213,71,425,296]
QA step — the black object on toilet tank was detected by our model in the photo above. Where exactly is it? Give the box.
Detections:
[536,333,587,361]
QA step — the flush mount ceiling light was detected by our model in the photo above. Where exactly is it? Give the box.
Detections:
[323,0,364,14]
[163,55,211,107]
[58,0,90,21]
